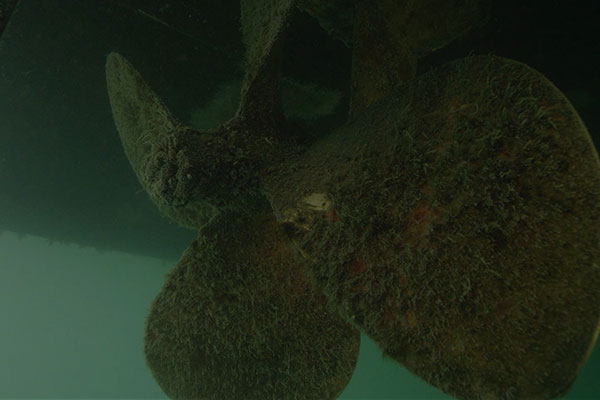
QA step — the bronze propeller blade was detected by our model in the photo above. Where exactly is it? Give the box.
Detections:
[144,206,359,399]
[267,54,600,399]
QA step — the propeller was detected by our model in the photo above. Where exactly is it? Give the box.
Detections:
[106,0,600,398]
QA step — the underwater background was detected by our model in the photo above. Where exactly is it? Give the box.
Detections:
[1,0,599,398]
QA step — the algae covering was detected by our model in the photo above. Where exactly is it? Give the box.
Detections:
[105,0,600,398]
[145,206,359,399]
[270,55,600,399]
[107,46,362,395]
[107,1,361,398]
[106,52,285,229]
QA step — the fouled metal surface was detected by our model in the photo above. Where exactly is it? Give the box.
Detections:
[105,1,600,399]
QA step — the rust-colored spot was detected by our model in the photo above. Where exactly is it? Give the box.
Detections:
[412,201,438,222]
[421,183,434,196]
[497,145,513,161]
[412,202,428,221]
[494,298,518,320]
[347,258,367,278]
[398,274,409,287]
[407,201,441,242]
[434,140,452,156]
[323,208,339,222]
